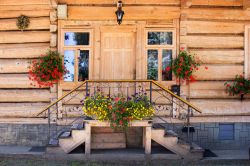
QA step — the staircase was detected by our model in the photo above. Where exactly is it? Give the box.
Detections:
[38,80,204,160]
[152,124,204,160]
[47,123,86,154]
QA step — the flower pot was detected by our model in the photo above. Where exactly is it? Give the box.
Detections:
[171,85,180,96]
[240,94,244,101]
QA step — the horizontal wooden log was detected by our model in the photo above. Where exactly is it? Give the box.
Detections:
[0,9,50,19]
[0,89,51,102]
[91,142,126,149]
[0,118,47,124]
[0,5,52,11]
[0,43,49,59]
[0,59,31,73]
[0,103,48,118]
[58,0,180,5]
[193,65,243,80]
[92,133,125,143]
[92,127,122,133]
[191,0,243,6]
[181,21,244,34]
[0,0,51,5]
[0,74,43,88]
[182,8,250,21]
[190,50,244,64]
[0,17,50,31]
[191,99,250,116]
[0,31,50,44]
[154,116,250,123]
[181,35,244,49]
[68,6,180,20]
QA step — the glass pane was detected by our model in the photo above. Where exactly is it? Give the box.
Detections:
[162,50,172,81]
[64,50,75,82]
[64,32,89,46]
[148,32,172,45]
[78,50,89,81]
[147,50,158,80]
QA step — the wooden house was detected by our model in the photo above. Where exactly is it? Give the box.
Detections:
[0,0,250,159]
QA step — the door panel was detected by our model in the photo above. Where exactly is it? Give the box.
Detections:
[101,26,136,80]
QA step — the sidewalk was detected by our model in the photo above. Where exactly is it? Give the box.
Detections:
[0,145,249,160]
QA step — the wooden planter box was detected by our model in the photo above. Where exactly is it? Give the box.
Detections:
[83,120,152,155]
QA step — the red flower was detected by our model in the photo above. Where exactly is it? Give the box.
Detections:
[165,66,171,71]
[189,75,196,83]
[205,66,208,70]
[119,120,123,125]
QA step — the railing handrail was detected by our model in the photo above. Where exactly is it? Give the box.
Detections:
[36,80,201,116]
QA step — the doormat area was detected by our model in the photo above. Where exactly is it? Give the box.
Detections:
[203,149,217,157]
[29,146,46,152]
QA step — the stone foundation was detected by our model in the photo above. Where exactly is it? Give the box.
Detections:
[0,123,250,150]
[0,124,63,146]
[165,123,250,150]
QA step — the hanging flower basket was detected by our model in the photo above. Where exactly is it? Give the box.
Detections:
[224,75,250,101]
[166,49,208,84]
[28,50,66,88]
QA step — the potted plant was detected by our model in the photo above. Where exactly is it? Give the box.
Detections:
[28,50,66,88]
[224,74,250,101]
[83,92,154,129]
[166,49,204,97]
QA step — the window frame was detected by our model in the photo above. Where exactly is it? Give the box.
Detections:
[59,28,93,83]
[145,28,177,83]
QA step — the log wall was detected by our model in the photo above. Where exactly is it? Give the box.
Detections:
[180,0,250,118]
[0,0,57,119]
[1,0,250,122]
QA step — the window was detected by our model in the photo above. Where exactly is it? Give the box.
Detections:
[146,29,176,81]
[219,124,234,140]
[61,30,92,82]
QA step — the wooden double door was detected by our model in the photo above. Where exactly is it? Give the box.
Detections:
[100,26,136,80]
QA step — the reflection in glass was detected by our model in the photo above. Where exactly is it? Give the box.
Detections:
[64,50,75,82]
[147,50,158,80]
[64,32,89,46]
[148,32,172,45]
[78,50,89,81]
[162,50,172,81]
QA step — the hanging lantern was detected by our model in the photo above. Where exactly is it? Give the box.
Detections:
[115,0,124,25]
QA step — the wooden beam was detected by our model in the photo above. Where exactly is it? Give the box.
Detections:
[0,0,51,5]
[0,31,50,44]
[0,59,31,73]
[0,43,49,59]
[193,65,243,80]
[0,5,52,11]
[182,8,250,21]
[68,6,180,20]
[58,0,180,5]
[181,21,244,34]
[0,74,44,88]
[191,99,250,116]
[192,0,243,7]
[0,103,48,118]
[0,17,50,31]
[190,49,244,64]
[0,89,51,102]
[181,35,244,49]
[0,10,50,19]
